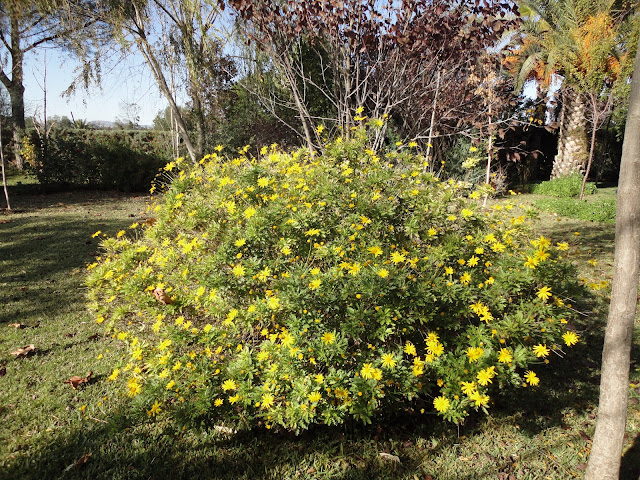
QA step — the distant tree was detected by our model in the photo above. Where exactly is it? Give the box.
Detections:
[73,0,232,163]
[226,0,519,152]
[48,115,74,129]
[115,101,141,129]
[0,0,102,168]
[506,0,637,180]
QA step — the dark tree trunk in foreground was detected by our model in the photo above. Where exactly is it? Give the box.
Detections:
[584,43,640,480]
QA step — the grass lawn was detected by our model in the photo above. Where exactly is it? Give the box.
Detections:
[1,176,639,479]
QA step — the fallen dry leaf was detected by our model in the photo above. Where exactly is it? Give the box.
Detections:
[8,323,26,329]
[145,217,157,226]
[0,366,6,377]
[64,372,93,390]
[378,452,401,464]
[153,287,173,305]
[11,344,36,358]
[65,453,92,472]
[87,334,100,341]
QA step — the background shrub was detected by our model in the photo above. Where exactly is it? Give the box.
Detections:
[87,129,585,432]
[25,129,171,191]
[530,173,597,197]
[535,197,616,223]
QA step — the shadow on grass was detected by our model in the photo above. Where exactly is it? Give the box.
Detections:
[621,431,640,480]
[0,196,146,326]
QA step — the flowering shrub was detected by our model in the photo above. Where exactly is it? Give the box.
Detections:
[87,130,583,432]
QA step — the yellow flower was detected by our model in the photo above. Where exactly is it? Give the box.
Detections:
[524,256,539,269]
[309,278,322,290]
[108,368,120,381]
[524,370,539,386]
[381,353,397,369]
[404,342,417,356]
[536,286,552,301]
[348,262,361,276]
[491,242,506,253]
[467,256,479,267]
[232,264,246,277]
[116,230,126,238]
[466,346,484,363]
[243,207,257,219]
[222,379,237,391]
[361,363,375,380]
[556,242,569,251]
[261,393,275,409]
[147,401,162,417]
[235,238,246,247]
[562,331,579,346]
[367,246,383,257]
[214,398,224,407]
[460,381,476,396]
[128,380,142,397]
[476,366,496,386]
[497,348,512,363]
[433,396,450,413]
[469,391,489,406]
[444,266,454,275]
[390,252,406,264]
[305,228,321,236]
[314,374,324,383]
[321,332,336,344]
[377,268,389,278]
[308,391,322,403]
[427,341,444,357]
[267,296,281,310]
[532,344,550,358]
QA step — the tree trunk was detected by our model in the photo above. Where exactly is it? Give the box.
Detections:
[584,43,640,480]
[551,90,589,179]
[8,11,26,170]
[0,116,12,211]
[579,93,599,200]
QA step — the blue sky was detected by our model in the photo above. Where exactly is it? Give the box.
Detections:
[22,49,168,126]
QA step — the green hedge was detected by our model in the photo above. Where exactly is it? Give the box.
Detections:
[530,173,597,198]
[25,129,172,191]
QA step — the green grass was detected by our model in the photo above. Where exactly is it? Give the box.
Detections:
[1,183,639,479]
[526,186,618,224]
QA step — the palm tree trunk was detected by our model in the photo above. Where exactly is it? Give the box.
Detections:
[551,90,589,178]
